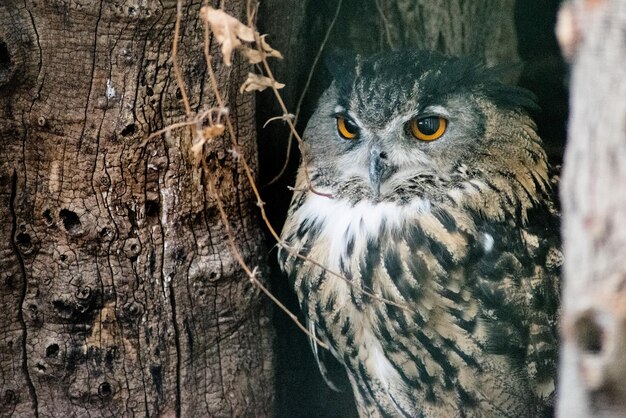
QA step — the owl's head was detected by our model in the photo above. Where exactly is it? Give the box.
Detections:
[301,51,546,204]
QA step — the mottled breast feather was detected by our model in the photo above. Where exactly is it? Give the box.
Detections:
[279,167,559,417]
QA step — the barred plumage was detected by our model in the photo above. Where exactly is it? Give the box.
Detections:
[278,51,560,417]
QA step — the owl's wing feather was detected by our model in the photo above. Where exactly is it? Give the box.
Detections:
[307,319,346,392]
[369,200,560,415]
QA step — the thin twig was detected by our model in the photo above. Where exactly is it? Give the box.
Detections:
[205,169,329,349]
[162,1,417,352]
[250,273,327,349]
[198,2,342,342]
[266,0,343,186]
[250,27,332,198]
[202,0,413,313]
[262,113,294,129]
[245,3,413,311]
[374,0,397,50]
[140,109,214,147]
[173,0,192,116]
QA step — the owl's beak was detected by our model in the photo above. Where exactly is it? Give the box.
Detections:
[369,147,389,196]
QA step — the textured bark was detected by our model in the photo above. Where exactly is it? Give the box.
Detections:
[558,0,626,416]
[0,0,273,417]
[380,0,518,65]
[334,0,519,65]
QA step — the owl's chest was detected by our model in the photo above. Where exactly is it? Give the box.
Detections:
[283,191,494,347]
[292,194,433,270]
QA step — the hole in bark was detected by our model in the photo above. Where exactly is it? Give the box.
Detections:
[98,381,113,398]
[16,232,31,248]
[4,389,17,404]
[43,209,53,224]
[146,86,154,96]
[52,300,73,318]
[75,286,91,300]
[36,362,46,371]
[575,313,604,354]
[5,275,14,289]
[145,200,160,217]
[59,209,82,235]
[436,32,446,55]
[46,344,59,357]
[0,41,10,68]
[125,302,142,318]
[124,238,141,258]
[151,365,163,394]
[60,254,67,262]
[121,123,136,136]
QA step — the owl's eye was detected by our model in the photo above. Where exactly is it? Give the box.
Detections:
[409,116,447,141]
[336,117,359,140]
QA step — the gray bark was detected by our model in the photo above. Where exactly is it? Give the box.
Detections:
[558,0,626,416]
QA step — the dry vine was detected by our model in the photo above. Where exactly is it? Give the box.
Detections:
[265,0,343,186]
[149,0,416,349]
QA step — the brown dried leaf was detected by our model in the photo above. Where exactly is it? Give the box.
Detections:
[240,73,285,93]
[204,124,225,138]
[259,35,283,60]
[201,6,255,66]
[241,47,265,64]
[191,124,225,158]
[240,36,283,64]
[191,138,206,158]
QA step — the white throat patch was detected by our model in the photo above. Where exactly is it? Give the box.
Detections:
[296,193,431,267]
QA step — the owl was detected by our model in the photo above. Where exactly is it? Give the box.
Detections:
[278,51,560,417]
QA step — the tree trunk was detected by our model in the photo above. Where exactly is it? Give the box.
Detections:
[558,0,626,416]
[0,0,273,416]
[365,0,519,66]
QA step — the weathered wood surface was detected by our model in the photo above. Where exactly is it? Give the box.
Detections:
[0,1,273,416]
[558,0,626,416]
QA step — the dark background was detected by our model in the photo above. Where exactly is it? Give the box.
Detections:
[256,1,567,416]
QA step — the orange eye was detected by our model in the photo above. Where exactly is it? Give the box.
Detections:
[409,116,447,141]
[336,117,359,140]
